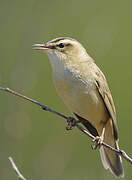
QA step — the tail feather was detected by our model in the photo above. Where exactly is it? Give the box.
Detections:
[99,119,124,177]
[100,143,124,177]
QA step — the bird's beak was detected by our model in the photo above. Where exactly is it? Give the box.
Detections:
[32,43,51,50]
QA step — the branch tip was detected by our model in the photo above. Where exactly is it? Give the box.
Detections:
[8,156,27,180]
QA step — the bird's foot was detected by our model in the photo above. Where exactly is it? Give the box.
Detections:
[92,136,103,150]
[66,117,76,130]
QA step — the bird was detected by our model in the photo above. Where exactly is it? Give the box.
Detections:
[33,37,124,177]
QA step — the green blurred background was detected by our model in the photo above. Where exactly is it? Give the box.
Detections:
[0,0,132,179]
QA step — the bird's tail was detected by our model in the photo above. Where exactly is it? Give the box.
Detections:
[99,119,124,177]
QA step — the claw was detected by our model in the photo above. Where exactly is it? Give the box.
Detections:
[92,136,103,150]
[66,117,76,130]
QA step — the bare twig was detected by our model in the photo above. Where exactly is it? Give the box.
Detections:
[8,157,27,180]
[1,87,132,164]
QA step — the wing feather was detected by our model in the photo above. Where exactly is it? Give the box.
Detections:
[95,69,118,140]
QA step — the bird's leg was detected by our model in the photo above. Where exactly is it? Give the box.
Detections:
[66,117,77,130]
[92,126,105,149]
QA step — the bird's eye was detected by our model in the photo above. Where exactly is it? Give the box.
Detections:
[58,43,65,48]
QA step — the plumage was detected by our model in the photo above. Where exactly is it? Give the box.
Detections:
[33,37,124,177]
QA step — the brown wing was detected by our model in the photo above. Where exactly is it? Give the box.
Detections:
[95,69,118,140]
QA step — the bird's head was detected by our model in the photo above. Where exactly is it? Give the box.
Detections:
[33,37,91,65]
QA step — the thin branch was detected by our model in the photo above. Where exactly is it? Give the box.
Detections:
[8,157,27,180]
[1,87,132,164]
[0,87,67,120]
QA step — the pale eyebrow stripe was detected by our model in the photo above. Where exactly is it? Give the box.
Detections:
[49,37,76,44]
